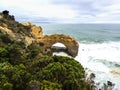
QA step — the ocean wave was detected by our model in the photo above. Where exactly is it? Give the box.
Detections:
[75,41,120,90]
[78,39,104,44]
[52,41,120,89]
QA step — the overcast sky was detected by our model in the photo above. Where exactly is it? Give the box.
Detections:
[0,0,120,23]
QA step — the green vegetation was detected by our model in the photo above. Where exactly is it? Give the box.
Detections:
[0,12,31,36]
[0,10,93,90]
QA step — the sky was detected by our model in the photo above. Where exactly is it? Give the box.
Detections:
[0,0,120,23]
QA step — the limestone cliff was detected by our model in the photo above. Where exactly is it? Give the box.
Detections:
[21,22,79,57]
[0,22,35,47]
[22,22,43,39]
[39,34,79,57]
[0,11,79,57]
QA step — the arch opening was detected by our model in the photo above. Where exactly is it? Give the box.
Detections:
[52,43,66,48]
[51,42,70,57]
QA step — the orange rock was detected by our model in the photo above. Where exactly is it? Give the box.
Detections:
[22,22,43,39]
[39,34,79,57]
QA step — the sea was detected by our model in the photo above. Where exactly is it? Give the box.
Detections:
[37,23,120,89]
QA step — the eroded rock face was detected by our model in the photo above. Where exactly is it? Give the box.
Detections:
[22,23,79,57]
[39,34,79,57]
[22,22,43,39]
[0,26,15,38]
[0,25,35,47]
[1,20,79,57]
[0,15,2,19]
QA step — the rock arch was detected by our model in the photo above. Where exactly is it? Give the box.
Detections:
[22,22,79,57]
[39,34,79,57]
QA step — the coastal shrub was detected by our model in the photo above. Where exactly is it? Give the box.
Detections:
[3,82,13,90]
[0,62,32,90]
[40,80,62,90]
[0,47,8,57]
[27,80,40,90]
[0,47,9,62]
[30,56,89,90]
[2,10,9,16]
[0,11,93,90]
[0,34,12,44]
[29,49,40,58]
[6,44,25,65]
[39,42,44,46]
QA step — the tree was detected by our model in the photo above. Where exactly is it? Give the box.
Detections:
[2,10,9,16]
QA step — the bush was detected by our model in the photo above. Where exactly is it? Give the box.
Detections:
[3,82,13,90]
[40,80,62,90]
[29,56,90,90]
[39,42,44,46]
[0,47,9,62]
[0,11,93,89]
[0,34,12,44]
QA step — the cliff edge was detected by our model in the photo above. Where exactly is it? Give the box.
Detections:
[0,10,93,90]
[0,10,79,57]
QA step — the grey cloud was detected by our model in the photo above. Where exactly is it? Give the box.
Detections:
[51,0,115,16]
[1,0,120,23]
[51,0,102,17]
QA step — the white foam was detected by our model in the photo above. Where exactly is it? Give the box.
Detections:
[53,52,71,57]
[76,41,120,64]
[52,41,120,89]
[75,41,120,89]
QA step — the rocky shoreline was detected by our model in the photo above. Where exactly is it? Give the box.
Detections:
[0,10,93,90]
[0,10,116,90]
[85,68,115,90]
[0,10,79,58]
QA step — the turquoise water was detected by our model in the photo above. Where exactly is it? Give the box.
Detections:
[40,24,120,43]
[38,23,120,89]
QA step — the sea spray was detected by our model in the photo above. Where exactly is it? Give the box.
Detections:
[75,42,120,90]
[52,42,120,89]
[41,23,120,89]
